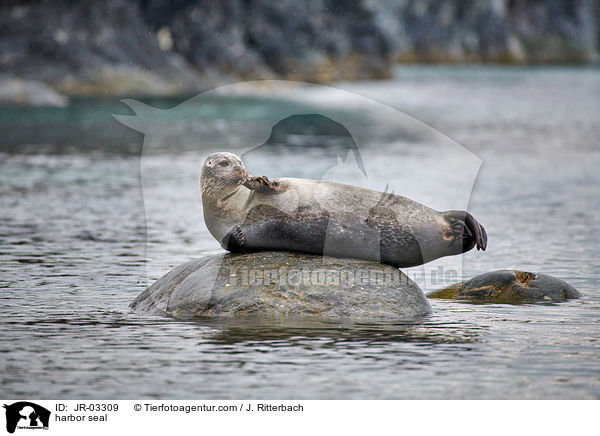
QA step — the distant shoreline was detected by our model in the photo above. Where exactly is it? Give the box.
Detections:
[1,62,599,109]
[1,0,599,106]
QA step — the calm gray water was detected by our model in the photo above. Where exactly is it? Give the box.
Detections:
[1,66,599,399]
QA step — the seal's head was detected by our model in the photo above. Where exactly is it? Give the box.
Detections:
[200,152,248,199]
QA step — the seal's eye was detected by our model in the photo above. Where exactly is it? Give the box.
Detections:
[218,161,230,167]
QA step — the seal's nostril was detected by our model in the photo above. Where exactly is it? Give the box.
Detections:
[233,165,247,175]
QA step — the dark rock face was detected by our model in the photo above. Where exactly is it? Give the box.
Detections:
[142,0,273,81]
[1,0,598,100]
[0,0,199,95]
[428,270,581,302]
[131,251,432,320]
[142,0,393,82]
[371,0,600,63]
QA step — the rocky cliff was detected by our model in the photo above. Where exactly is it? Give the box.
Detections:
[1,0,598,102]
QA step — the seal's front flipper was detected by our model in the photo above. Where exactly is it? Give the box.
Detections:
[243,176,283,194]
[443,210,488,252]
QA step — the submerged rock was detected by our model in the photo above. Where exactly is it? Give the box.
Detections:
[131,251,432,320]
[428,270,581,302]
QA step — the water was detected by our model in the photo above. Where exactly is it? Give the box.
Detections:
[1,66,599,399]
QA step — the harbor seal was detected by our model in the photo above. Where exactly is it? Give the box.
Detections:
[200,152,487,268]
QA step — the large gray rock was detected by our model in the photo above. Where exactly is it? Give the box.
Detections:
[428,270,581,302]
[0,76,69,107]
[131,251,432,320]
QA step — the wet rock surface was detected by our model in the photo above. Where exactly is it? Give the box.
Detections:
[131,251,432,320]
[428,270,581,302]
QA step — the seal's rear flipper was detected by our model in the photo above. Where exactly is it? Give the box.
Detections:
[465,212,487,251]
[222,225,246,252]
[443,210,487,252]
